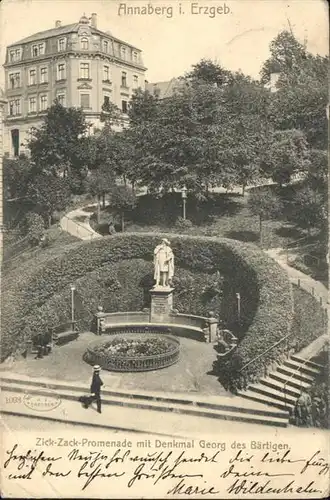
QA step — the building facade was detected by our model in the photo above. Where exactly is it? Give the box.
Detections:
[3,13,147,157]
[0,88,7,262]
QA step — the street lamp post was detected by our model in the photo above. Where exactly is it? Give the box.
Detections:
[70,285,76,329]
[236,292,241,324]
[181,186,187,220]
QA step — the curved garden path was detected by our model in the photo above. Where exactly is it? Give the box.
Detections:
[60,190,328,315]
[60,204,102,241]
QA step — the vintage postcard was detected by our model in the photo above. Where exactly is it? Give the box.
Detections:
[0,0,329,497]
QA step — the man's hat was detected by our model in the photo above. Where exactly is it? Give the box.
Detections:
[93,365,101,372]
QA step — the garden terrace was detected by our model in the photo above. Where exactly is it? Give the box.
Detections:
[2,233,295,392]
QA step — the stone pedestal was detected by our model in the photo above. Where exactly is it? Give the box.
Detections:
[207,313,218,343]
[150,286,174,323]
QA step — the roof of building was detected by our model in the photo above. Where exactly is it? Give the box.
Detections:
[146,78,182,99]
[9,19,140,50]
[12,24,78,45]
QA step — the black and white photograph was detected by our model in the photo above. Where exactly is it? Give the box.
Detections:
[0,0,329,497]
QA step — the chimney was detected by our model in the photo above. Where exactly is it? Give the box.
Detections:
[55,20,61,28]
[90,13,97,28]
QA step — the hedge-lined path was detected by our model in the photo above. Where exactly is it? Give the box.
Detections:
[60,205,102,241]
[265,248,329,306]
[0,333,226,396]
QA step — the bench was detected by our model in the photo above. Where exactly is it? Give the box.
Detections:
[52,322,79,346]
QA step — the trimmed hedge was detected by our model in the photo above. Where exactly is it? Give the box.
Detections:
[2,233,294,390]
[20,261,225,343]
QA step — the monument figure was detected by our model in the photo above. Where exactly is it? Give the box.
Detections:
[154,238,174,287]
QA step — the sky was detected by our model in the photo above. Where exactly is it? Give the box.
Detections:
[0,0,328,87]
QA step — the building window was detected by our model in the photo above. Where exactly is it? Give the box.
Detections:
[103,40,108,53]
[103,65,110,81]
[133,75,138,89]
[121,46,126,60]
[29,96,37,113]
[80,93,90,108]
[9,99,21,116]
[121,72,127,87]
[29,69,37,85]
[132,51,138,63]
[121,100,128,113]
[57,93,66,106]
[103,95,110,106]
[58,38,66,51]
[40,67,48,83]
[81,38,89,50]
[9,72,21,89]
[40,94,48,111]
[57,63,66,80]
[9,48,21,62]
[80,62,90,79]
[32,42,45,57]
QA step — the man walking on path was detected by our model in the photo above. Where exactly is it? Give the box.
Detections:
[90,365,104,413]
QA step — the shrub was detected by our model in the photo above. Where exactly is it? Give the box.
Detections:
[174,217,193,232]
[2,233,294,387]
[19,261,225,347]
[24,212,45,246]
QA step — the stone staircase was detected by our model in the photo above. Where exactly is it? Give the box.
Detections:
[0,373,290,429]
[237,355,324,413]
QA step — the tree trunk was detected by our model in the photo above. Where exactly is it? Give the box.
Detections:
[242,184,246,197]
[123,175,127,186]
[102,193,105,208]
[48,214,52,228]
[121,212,125,232]
[259,216,263,247]
[97,195,101,224]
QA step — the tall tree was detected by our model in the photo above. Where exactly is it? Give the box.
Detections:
[88,167,115,223]
[260,30,307,84]
[27,101,93,178]
[3,155,33,200]
[290,187,327,235]
[185,58,230,87]
[261,129,310,186]
[262,30,328,149]
[27,174,71,227]
[100,100,123,130]
[248,189,281,246]
[108,185,137,232]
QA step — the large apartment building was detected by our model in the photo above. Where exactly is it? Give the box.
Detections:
[3,13,147,157]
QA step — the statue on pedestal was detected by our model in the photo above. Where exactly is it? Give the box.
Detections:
[153,238,174,287]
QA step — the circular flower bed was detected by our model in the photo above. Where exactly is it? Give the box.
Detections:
[83,334,180,372]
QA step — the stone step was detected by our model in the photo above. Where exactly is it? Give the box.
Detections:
[248,383,296,406]
[277,364,319,382]
[237,390,294,412]
[291,354,324,370]
[258,377,304,399]
[283,358,322,376]
[0,384,289,428]
[0,377,289,419]
[269,371,312,390]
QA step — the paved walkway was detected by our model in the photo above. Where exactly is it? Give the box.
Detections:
[60,205,102,241]
[0,333,225,396]
[297,333,329,360]
[266,248,329,306]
